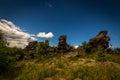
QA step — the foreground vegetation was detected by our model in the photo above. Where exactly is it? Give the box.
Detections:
[0,54,120,80]
[0,32,120,80]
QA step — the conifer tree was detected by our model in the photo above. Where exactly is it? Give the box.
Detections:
[95,46,106,62]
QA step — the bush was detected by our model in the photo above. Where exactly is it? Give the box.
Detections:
[35,40,49,57]
[112,48,120,54]
[0,47,23,73]
[95,46,106,62]
[82,41,91,53]
[0,32,7,48]
[0,32,23,73]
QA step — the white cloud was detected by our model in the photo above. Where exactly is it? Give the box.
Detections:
[37,32,54,38]
[0,19,37,48]
[30,37,37,41]
[74,45,79,49]
[0,19,54,48]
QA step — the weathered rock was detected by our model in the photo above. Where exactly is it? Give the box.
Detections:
[57,35,73,53]
[48,47,56,53]
[76,46,86,56]
[89,30,111,52]
[24,41,38,53]
[23,41,38,59]
[47,47,57,55]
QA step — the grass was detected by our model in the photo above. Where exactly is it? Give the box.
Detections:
[67,62,120,80]
[105,54,120,64]
[0,53,120,80]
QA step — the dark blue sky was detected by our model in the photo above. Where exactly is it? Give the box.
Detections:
[0,0,120,47]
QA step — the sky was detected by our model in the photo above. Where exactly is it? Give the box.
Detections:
[0,0,120,48]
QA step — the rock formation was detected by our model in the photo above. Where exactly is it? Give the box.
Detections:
[57,35,73,53]
[23,41,38,59]
[89,30,111,52]
[22,31,111,58]
[24,41,38,53]
[75,46,86,56]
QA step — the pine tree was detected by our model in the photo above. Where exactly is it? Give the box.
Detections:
[95,46,106,62]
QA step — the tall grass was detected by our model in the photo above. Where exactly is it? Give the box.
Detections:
[15,62,57,80]
[67,62,120,80]
[0,54,120,80]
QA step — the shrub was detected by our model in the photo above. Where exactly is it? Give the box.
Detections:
[0,31,7,48]
[82,41,91,53]
[112,48,120,54]
[0,32,23,73]
[95,46,106,62]
[35,40,49,57]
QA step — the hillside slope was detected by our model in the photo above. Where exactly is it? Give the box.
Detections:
[0,53,120,80]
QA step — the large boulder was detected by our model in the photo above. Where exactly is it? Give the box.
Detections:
[57,35,73,53]
[89,30,111,52]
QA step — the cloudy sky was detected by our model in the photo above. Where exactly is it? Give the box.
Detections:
[0,19,53,48]
[0,0,120,48]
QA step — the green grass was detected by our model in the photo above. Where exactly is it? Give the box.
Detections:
[0,53,120,80]
[67,62,120,80]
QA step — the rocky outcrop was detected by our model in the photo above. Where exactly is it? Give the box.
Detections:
[73,46,86,57]
[57,35,73,53]
[23,41,38,59]
[22,31,111,58]
[24,41,38,53]
[89,30,111,52]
